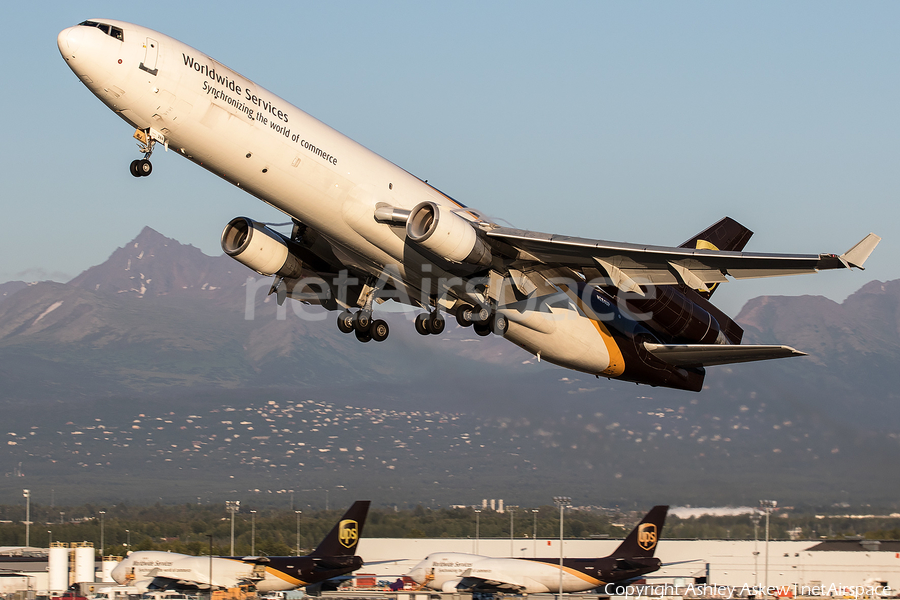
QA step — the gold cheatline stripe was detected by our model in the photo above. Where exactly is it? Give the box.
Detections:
[266,566,304,586]
[558,284,625,377]
[218,559,306,587]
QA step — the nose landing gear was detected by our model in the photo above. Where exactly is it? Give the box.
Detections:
[130,158,152,177]
[129,128,165,177]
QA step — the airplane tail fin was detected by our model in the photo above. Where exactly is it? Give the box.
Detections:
[679,217,754,298]
[611,505,668,558]
[310,500,370,557]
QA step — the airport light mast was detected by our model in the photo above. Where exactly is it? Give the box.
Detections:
[22,490,31,548]
[250,510,257,556]
[508,505,519,556]
[295,510,302,556]
[206,534,213,600]
[759,499,777,591]
[474,509,481,554]
[226,501,240,556]
[751,510,761,588]
[532,509,540,557]
[553,496,572,600]
[99,510,106,558]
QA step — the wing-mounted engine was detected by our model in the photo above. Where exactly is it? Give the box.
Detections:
[221,217,304,278]
[405,201,492,267]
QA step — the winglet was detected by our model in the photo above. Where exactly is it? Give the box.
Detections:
[839,233,881,269]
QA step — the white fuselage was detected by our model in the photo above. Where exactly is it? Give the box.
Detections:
[406,552,601,594]
[111,551,296,592]
[57,20,617,376]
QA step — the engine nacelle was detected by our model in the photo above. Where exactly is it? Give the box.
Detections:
[624,285,724,344]
[221,217,304,278]
[406,201,492,267]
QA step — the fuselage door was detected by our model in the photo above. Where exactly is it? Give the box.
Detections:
[140,38,159,75]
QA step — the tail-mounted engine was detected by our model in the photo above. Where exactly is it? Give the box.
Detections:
[221,216,304,278]
[406,201,492,267]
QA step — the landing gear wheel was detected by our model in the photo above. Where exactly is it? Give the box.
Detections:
[428,312,445,335]
[370,319,389,342]
[414,313,430,336]
[473,322,491,337]
[456,304,475,328]
[492,313,509,335]
[473,305,492,324]
[337,311,354,334]
[137,159,152,176]
[354,328,372,343]
[351,311,371,333]
[354,310,372,332]
[130,160,142,177]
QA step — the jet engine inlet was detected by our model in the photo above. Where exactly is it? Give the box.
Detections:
[221,217,304,278]
[406,201,492,266]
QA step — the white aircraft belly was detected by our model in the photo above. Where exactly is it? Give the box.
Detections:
[470,558,599,594]
[503,305,615,375]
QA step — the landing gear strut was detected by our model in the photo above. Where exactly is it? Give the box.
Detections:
[335,271,392,346]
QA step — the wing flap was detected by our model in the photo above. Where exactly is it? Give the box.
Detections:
[643,343,806,367]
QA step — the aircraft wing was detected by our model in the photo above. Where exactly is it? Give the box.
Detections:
[487,227,880,293]
[643,343,807,367]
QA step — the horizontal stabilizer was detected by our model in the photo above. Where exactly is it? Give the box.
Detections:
[643,343,806,368]
[839,233,881,269]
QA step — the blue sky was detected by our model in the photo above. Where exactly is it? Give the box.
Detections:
[2,1,897,316]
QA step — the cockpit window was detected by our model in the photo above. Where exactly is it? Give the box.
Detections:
[78,20,124,41]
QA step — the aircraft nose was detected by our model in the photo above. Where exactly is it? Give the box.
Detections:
[406,567,425,583]
[110,560,126,584]
[57,26,81,58]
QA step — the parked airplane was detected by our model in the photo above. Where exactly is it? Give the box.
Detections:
[407,505,668,594]
[57,20,880,391]
[111,501,368,593]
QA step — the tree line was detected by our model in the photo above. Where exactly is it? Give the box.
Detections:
[1,503,898,556]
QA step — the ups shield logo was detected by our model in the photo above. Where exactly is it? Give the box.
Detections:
[338,519,359,548]
[637,523,657,551]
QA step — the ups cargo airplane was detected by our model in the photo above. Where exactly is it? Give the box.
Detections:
[112,501,368,592]
[58,20,880,391]
[407,505,668,594]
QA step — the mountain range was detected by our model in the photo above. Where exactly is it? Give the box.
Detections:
[1,228,898,509]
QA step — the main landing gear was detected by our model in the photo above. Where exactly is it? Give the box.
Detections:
[454,303,508,337]
[337,310,389,343]
[414,311,445,336]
